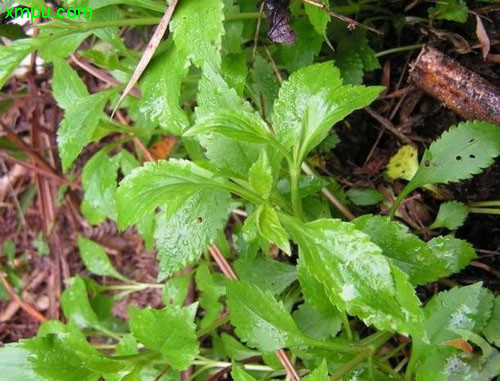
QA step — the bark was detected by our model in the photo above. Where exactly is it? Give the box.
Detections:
[409,45,500,125]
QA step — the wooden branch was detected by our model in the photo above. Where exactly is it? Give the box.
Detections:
[409,45,500,125]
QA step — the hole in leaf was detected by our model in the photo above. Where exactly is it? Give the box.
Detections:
[196,217,203,224]
[456,155,462,161]
[469,154,476,159]
[469,139,475,143]
[424,160,431,167]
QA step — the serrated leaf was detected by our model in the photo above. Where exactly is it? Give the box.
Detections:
[249,150,273,198]
[429,0,469,22]
[186,109,276,147]
[77,237,126,281]
[305,0,330,35]
[129,305,199,370]
[137,41,189,134]
[386,145,419,181]
[195,64,262,178]
[171,0,225,67]
[0,38,39,88]
[281,215,425,337]
[234,256,297,295]
[255,204,291,255]
[483,296,500,347]
[226,280,305,352]
[413,283,496,380]
[57,89,115,171]
[272,62,383,160]
[221,53,247,96]
[353,215,476,285]
[81,149,119,221]
[116,159,232,229]
[430,201,469,230]
[403,121,500,198]
[52,58,89,110]
[154,189,231,281]
[304,360,329,380]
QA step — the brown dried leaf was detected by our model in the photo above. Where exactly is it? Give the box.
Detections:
[264,0,296,44]
[442,339,474,354]
[475,15,490,60]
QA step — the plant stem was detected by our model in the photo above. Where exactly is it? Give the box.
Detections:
[289,166,303,219]
[375,43,424,58]
[468,200,500,207]
[469,207,500,215]
[330,349,373,380]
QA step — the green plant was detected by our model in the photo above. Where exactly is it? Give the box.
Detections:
[1,0,500,380]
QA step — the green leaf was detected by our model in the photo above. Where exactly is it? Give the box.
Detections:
[195,261,225,327]
[231,364,257,381]
[251,54,280,116]
[280,18,323,72]
[346,188,384,206]
[221,53,247,96]
[293,303,342,341]
[353,215,476,285]
[57,89,114,171]
[81,149,119,221]
[412,283,495,379]
[249,150,273,198]
[221,333,259,361]
[297,256,337,315]
[129,305,199,370]
[137,41,189,134]
[186,109,277,148]
[195,64,262,178]
[154,188,231,281]
[430,201,469,230]
[226,280,305,352]
[61,276,102,330]
[282,215,425,337]
[0,38,38,88]
[255,204,291,255]
[52,58,89,109]
[234,256,297,295]
[305,0,330,35]
[171,0,225,67]
[429,0,469,22]
[77,237,126,281]
[483,296,500,347]
[402,121,500,198]
[272,62,382,160]
[116,159,232,229]
[163,272,191,306]
[304,360,329,380]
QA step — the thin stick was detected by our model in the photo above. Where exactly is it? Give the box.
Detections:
[365,107,412,144]
[301,0,383,35]
[112,0,180,116]
[208,244,300,380]
[0,272,47,323]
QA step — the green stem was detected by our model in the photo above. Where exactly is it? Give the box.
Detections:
[330,349,373,380]
[341,312,354,342]
[375,43,424,58]
[469,207,500,215]
[289,165,303,219]
[468,200,500,207]
[304,337,362,354]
